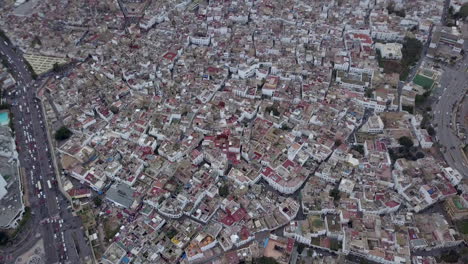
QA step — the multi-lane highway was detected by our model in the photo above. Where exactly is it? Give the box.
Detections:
[0,36,92,263]
[433,55,468,178]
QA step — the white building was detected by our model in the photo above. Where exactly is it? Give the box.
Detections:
[189,36,211,46]
[237,64,259,79]
[354,98,386,112]
[139,12,167,30]
[375,43,403,60]
[361,115,384,133]
[415,129,433,149]
[442,167,462,186]
[338,179,356,195]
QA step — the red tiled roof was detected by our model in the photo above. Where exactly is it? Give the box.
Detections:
[231,208,247,222]
[286,238,295,252]
[385,201,400,208]
[282,159,295,169]
[68,188,91,197]
[261,167,274,177]
[162,52,177,61]
[220,215,234,226]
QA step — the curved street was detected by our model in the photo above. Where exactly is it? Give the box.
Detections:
[432,54,468,178]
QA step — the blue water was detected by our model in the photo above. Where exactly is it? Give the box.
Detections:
[0,112,9,125]
[264,238,269,248]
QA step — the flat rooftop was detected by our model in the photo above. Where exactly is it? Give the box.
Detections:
[0,126,24,228]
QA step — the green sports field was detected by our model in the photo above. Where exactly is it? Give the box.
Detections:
[413,74,434,90]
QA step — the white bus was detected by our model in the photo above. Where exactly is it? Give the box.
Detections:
[47,180,52,189]
[37,181,42,191]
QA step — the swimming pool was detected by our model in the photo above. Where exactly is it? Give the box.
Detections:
[0,112,9,126]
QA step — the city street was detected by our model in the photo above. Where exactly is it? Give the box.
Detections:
[0,36,92,263]
[432,55,468,178]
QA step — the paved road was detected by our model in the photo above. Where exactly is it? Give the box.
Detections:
[432,55,468,178]
[0,36,92,263]
[397,0,448,110]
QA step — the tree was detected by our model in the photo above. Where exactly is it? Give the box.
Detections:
[110,105,119,114]
[297,243,305,254]
[427,126,435,136]
[166,228,177,239]
[386,1,395,14]
[55,126,73,141]
[0,231,9,245]
[93,197,102,207]
[415,152,425,159]
[364,88,374,98]
[280,123,291,131]
[400,37,423,82]
[398,136,414,148]
[388,148,397,163]
[449,6,455,16]
[334,139,343,148]
[375,49,384,67]
[24,60,37,79]
[330,187,340,202]
[420,114,430,129]
[265,105,280,116]
[402,37,423,66]
[0,103,11,110]
[402,105,413,113]
[31,35,42,47]
[330,239,342,251]
[52,62,62,73]
[351,145,364,155]
[219,184,229,198]
[394,9,406,17]
[458,3,468,19]
[0,29,11,44]
[439,250,460,263]
[415,94,426,105]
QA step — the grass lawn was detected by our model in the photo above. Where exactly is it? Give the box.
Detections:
[103,218,121,241]
[381,60,403,74]
[456,220,468,234]
[413,74,434,90]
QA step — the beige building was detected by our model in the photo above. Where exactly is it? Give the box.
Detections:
[445,195,468,221]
